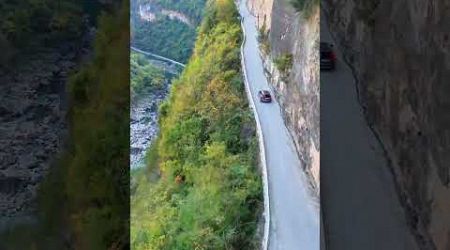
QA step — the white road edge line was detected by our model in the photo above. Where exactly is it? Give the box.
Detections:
[239,14,270,250]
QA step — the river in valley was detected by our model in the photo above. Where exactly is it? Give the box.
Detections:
[130,83,170,169]
[130,64,175,169]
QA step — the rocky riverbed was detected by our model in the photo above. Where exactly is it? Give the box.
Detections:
[0,48,86,228]
[0,22,93,231]
[130,80,170,169]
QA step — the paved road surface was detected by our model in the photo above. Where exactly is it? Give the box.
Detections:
[239,1,320,249]
[320,9,419,250]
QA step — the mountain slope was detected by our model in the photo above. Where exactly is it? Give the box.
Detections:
[131,0,206,63]
[131,0,263,249]
[0,2,130,249]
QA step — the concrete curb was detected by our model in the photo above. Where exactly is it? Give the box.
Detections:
[239,13,271,250]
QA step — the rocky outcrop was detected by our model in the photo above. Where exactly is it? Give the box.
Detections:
[138,3,193,27]
[0,35,92,229]
[247,0,320,190]
[323,0,450,248]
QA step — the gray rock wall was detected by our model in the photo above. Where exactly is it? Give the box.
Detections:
[247,0,320,190]
[323,0,450,248]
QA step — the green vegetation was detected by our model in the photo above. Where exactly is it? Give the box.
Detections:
[0,0,108,60]
[130,0,206,63]
[56,3,130,248]
[0,0,83,45]
[151,0,206,24]
[0,2,130,249]
[274,53,294,74]
[131,0,263,249]
[132,17,197,63]
[290,0,319,18]
[0,0,84,65]
[131,51,165,96]
[258,23,270,55]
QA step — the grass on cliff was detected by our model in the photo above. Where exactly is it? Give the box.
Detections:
[291,0,319,18]
[257,22,270,55]
[132,17,197,63]
[131,0,263,249]
[274,53,293,75]
[49,2,130,248]
[0,0,84,66]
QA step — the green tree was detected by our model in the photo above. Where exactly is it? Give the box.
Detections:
[131,52,165,96]
[131,0,262,249]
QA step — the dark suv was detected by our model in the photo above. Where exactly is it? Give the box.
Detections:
[258,90,272,103]
[320,42,336,70]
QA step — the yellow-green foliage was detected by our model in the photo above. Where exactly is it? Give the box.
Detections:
[41,2,129,249]
[63,4,130,248]
[131,51,165,96]
[274,53,293,74]
[0,2,130,249]
[131,0,262,249]
[258,22,270,55]
[0,0,84,41]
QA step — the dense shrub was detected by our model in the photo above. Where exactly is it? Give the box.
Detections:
[131,0,262,249]
[258,23,270,55]
[132,17,197,63]
[58,3,130,248]
[274,53,294,74]
[131,51,165,96]
[0,1,130,249]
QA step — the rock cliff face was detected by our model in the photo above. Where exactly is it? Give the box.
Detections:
[247,0,273,28]
[247,0,320,190]
[323,0,450,248]
[0,33,92,229]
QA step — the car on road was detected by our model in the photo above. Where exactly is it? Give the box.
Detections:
[320,42,336,71]
[258,90,272,103]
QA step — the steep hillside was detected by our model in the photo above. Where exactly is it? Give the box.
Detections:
[0,0,117,242]
[131,52,165,97]
[247,0,320,189]
[130,52,175,168]
[131,0,206,63]
[323,0,450,249]
[0,0,94,224]
[1,2,130,249]
[131,0,262,248]
[130,0,206,169]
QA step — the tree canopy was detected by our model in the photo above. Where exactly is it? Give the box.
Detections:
[131,0,263,249]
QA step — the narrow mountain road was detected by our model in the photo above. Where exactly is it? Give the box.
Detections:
[320,9,419,250]
[130,46,186,67]
[239,1,320,249]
